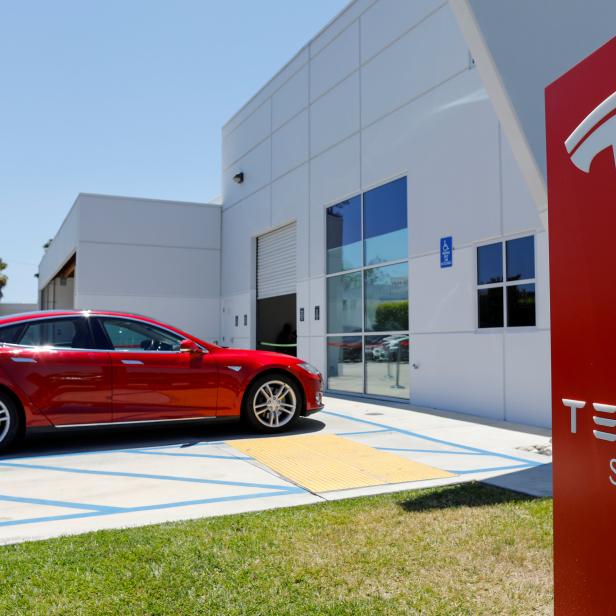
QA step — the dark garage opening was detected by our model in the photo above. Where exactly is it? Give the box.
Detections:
[257,293,297,356]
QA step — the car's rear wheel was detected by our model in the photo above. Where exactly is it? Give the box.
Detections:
[244,374,301,433]
[0,393,20,452]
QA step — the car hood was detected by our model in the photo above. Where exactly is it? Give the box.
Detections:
[212,347,300,364]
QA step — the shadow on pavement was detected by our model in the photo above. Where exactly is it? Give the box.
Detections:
[399,481,539,513]
[1,417,326,460]
[483,462,553,498]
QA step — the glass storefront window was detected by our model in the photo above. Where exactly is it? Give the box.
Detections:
[363,177,407,266]
[326,196,361,274]
[327,272,362,333]
[364,262,408,332]
[325,177,409,398]
[327,336,363,393]
[365,334,410,399]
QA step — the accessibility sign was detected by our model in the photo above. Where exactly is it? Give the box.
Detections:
[440,236,452,268]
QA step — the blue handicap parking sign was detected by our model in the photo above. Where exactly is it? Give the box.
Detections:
[440,236,452,268]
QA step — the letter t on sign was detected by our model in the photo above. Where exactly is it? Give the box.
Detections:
[562,399,586,433]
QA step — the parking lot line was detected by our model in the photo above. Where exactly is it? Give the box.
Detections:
[0,489,305,528]
[0,460,299,492]
[0,404,551,541]
[322,410,542,468]
[123,450,252,460]
[377,447,494,456]
[0,493,122,513]
[450,463,535,475]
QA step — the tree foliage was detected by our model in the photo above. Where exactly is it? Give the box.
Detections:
[374,300,408,331]
[0,258,7,299]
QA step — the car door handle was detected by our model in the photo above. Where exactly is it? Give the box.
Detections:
[11,357,37,363]
[121,359,144,365]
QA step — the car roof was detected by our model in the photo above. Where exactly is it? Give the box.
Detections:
[0,310,217,349]
[0,309,151,326]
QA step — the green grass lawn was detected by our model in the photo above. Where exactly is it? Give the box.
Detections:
[0,483,552,615]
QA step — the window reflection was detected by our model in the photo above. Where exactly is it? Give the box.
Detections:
[478,288,504,328]
[507,284,536,327]
[327,272,362,333]
[364,262,409,332]
[477,243,503,285]
[365,335,410,399]
[327,336,363,393]
[325,177,409,397]
[363,177,407,265]
[326,196,361,274]
[477,235,536,329]
[506,236,535,281]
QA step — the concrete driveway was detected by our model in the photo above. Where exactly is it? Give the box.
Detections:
[0,397,552,545]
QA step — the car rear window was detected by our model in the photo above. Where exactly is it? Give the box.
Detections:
[19,318,95,349]
[0,324,24,344]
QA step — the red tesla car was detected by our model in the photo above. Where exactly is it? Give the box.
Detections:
[0,310,323,451]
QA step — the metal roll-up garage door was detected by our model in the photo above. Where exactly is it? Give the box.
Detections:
[257,223,296,299]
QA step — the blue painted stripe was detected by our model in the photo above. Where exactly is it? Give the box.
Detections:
[336,429,391,436]
[131,441,227,451]
[322,411,542,467]
[0,440,230,463]
[0,493,122,513]
[0,488,306,528]
[377,447,491,456]
[446,463,535,475]
[0,511,106,528]
[0,461,299,493]
[120,488,305,514]
[124,450,252,461]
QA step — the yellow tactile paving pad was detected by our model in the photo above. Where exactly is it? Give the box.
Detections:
[228,434,454,493]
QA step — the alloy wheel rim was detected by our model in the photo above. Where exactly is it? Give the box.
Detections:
[253,380,297,428]
[0,401,10,444]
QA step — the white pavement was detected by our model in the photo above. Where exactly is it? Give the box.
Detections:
[0,397,552,545]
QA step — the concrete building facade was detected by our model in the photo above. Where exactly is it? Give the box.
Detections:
[219,0,549,426]
[38,194,221,342]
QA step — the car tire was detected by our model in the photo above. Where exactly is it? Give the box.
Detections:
[244,373,302,433]
[0,392,20,452]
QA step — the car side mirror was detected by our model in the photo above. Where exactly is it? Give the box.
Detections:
[180,339,203,354]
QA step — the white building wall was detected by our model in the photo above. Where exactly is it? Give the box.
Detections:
[39,194,222,343]
[221,0,551,427]
[38,200,80,290]
[0,303,38,316]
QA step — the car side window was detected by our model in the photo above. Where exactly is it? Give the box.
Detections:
[100,319,182,352]
[17,318,95,349]
[0,324,24,344]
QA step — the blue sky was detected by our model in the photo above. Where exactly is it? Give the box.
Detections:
[0,0,348,303]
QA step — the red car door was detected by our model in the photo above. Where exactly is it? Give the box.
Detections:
[95,317,218,422]
[1,316,112,426]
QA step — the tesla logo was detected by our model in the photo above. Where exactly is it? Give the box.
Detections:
[563,399,616,487]
[565,91,616,172]
[562,398,616,441]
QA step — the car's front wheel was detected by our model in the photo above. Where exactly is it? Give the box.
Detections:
[0,392,20,452]
[244,374,301,433]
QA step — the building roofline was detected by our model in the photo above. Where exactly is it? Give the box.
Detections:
[75,192,221,209]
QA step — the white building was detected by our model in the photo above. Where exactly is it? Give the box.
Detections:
[38,0,616,429]
[38,194,221,342]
